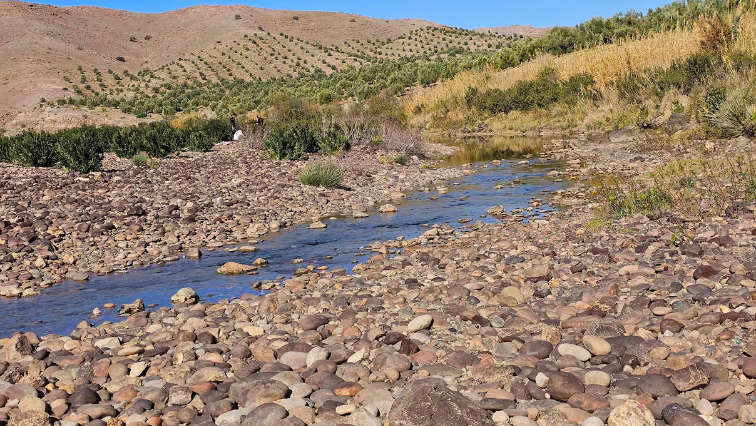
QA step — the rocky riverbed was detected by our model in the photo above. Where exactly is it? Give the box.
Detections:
[0,143,467,299]
[3,135,756,426]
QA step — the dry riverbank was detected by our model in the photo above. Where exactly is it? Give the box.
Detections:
[2,134,756,426]
[0,143,468,299]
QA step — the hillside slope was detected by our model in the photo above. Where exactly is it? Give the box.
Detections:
[474,25,551,37]
[1,1,530,131]
[0,1,442,128]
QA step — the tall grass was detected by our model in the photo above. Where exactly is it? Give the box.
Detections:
[404,27,704,130]
[406,9,756,133]
[298,161,345,187]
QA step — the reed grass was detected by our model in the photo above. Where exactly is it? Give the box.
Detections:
[405,27,704,130]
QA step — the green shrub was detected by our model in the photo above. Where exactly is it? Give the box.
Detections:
[266,118,319,160]
[111,126,142,158]
[604,185,672,220]
[131,151,150,167]
[55,126,104,173]
[5,117,233,173]
[394,153,409,165]
[298,161,344,187]
[317,122,349,155]
[183,117,229,144]
[0,136,9,162]
[186,130,215,152]
[10,131,58,167]
[138,121,183,157]
[655,51,721,94]
[619,51,723,102]
[467,68,597,115]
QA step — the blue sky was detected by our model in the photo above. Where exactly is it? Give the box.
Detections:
[40,0,674,28]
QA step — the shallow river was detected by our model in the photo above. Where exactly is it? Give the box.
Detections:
[1,137,569,336]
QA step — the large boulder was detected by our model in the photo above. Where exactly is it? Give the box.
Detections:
[2,333,34,363]
[171,287,199,305]
[228,380,289,409]
[388,382,494,426]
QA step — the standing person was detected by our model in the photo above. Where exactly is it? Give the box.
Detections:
[257,114,264,128]
[230,114,237,135]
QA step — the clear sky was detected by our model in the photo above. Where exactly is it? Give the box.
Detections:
[38,0,675,28]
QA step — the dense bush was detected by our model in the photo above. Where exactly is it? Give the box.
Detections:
[109,122,182,158]
[704,87,756,137]
[617,51,727,102]
[266,118,319,160]
[55,126,104,173]
[612,49,756,137]
[186,131,215,152]
[8,131,58,167]
[182,118,229,145]
[466,68,597,114]
[0,116,233,172]
[264,114,356,160]
[298,161,344,187]
[0,137,9,162]
[317,121,350,155]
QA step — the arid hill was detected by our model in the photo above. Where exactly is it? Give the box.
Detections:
[474,25,551,38]
[0,2,546,133]
[1,1,450,130]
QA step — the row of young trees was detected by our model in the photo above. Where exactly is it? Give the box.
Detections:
[58,1,743,118]
[0,119,229,173]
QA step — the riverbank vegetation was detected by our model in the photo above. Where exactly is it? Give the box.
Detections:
[405,3,756,136]
[298,160,345,187]
[0,119,227,173]
[0,92,419,173]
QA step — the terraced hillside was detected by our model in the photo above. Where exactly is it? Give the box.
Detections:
[63,26,517,99]
[0,1,534,132]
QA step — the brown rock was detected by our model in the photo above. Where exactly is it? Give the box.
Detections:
[719,392,750,420]
[217,262,254,275]
[636,374,678,398]
[388,383,494,426]
[334,382,362,397]
[567,393,609,412]
[228,380,289,408]
[547,372,585,402]
[699,382,735,401]
[670,363,709,392]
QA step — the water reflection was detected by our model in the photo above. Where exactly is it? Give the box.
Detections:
[431,136,544,166]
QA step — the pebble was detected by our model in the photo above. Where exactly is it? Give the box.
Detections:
[558,343,592,361]
[406,314,433,332]
[583,335,611,356]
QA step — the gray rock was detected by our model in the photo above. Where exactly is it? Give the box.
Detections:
[171,287,199,304]
[241,402,288,426]
[229,380,289,408]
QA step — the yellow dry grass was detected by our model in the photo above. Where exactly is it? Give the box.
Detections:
[735,11,756,55]
[404,26,704,128]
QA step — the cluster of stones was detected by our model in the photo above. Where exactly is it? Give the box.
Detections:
[0,144,466,299]
[1,191,756,426]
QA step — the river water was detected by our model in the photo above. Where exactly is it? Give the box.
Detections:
[1,137,569,336]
